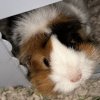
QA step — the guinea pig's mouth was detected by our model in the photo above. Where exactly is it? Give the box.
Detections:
[49,74,82,94]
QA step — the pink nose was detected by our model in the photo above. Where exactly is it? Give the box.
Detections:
[69,72,82,83]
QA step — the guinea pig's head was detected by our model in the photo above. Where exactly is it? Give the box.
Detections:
[18,16,100,95]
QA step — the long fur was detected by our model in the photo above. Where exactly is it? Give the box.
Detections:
[0,0,100,95]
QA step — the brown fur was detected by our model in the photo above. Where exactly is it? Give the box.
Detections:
[18,32,55,94]
[78,43,99,61]
[31,70,55,95]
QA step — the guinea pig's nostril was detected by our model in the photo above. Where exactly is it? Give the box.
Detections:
[70,73,82,83]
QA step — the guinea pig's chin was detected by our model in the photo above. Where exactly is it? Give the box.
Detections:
[49,74,81,94]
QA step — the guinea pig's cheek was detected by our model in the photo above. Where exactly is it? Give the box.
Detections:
[78,44,99,80]
[30,71,55,94]
[79,53,96,80]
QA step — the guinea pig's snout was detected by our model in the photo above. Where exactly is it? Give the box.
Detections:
[68,70,82,82]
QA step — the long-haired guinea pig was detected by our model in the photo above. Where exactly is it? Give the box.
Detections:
[1,0,100,95]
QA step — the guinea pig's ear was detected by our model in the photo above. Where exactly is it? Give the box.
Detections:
[18,49,32,66]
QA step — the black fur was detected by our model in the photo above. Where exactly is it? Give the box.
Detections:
[51,20,83,49]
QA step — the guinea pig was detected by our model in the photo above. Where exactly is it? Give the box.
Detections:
[1,0,100,95]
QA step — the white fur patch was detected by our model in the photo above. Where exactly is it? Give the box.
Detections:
[13,6,58,44]
[49,35,95,93]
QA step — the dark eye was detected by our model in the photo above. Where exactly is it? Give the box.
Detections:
[43,58,50,67]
